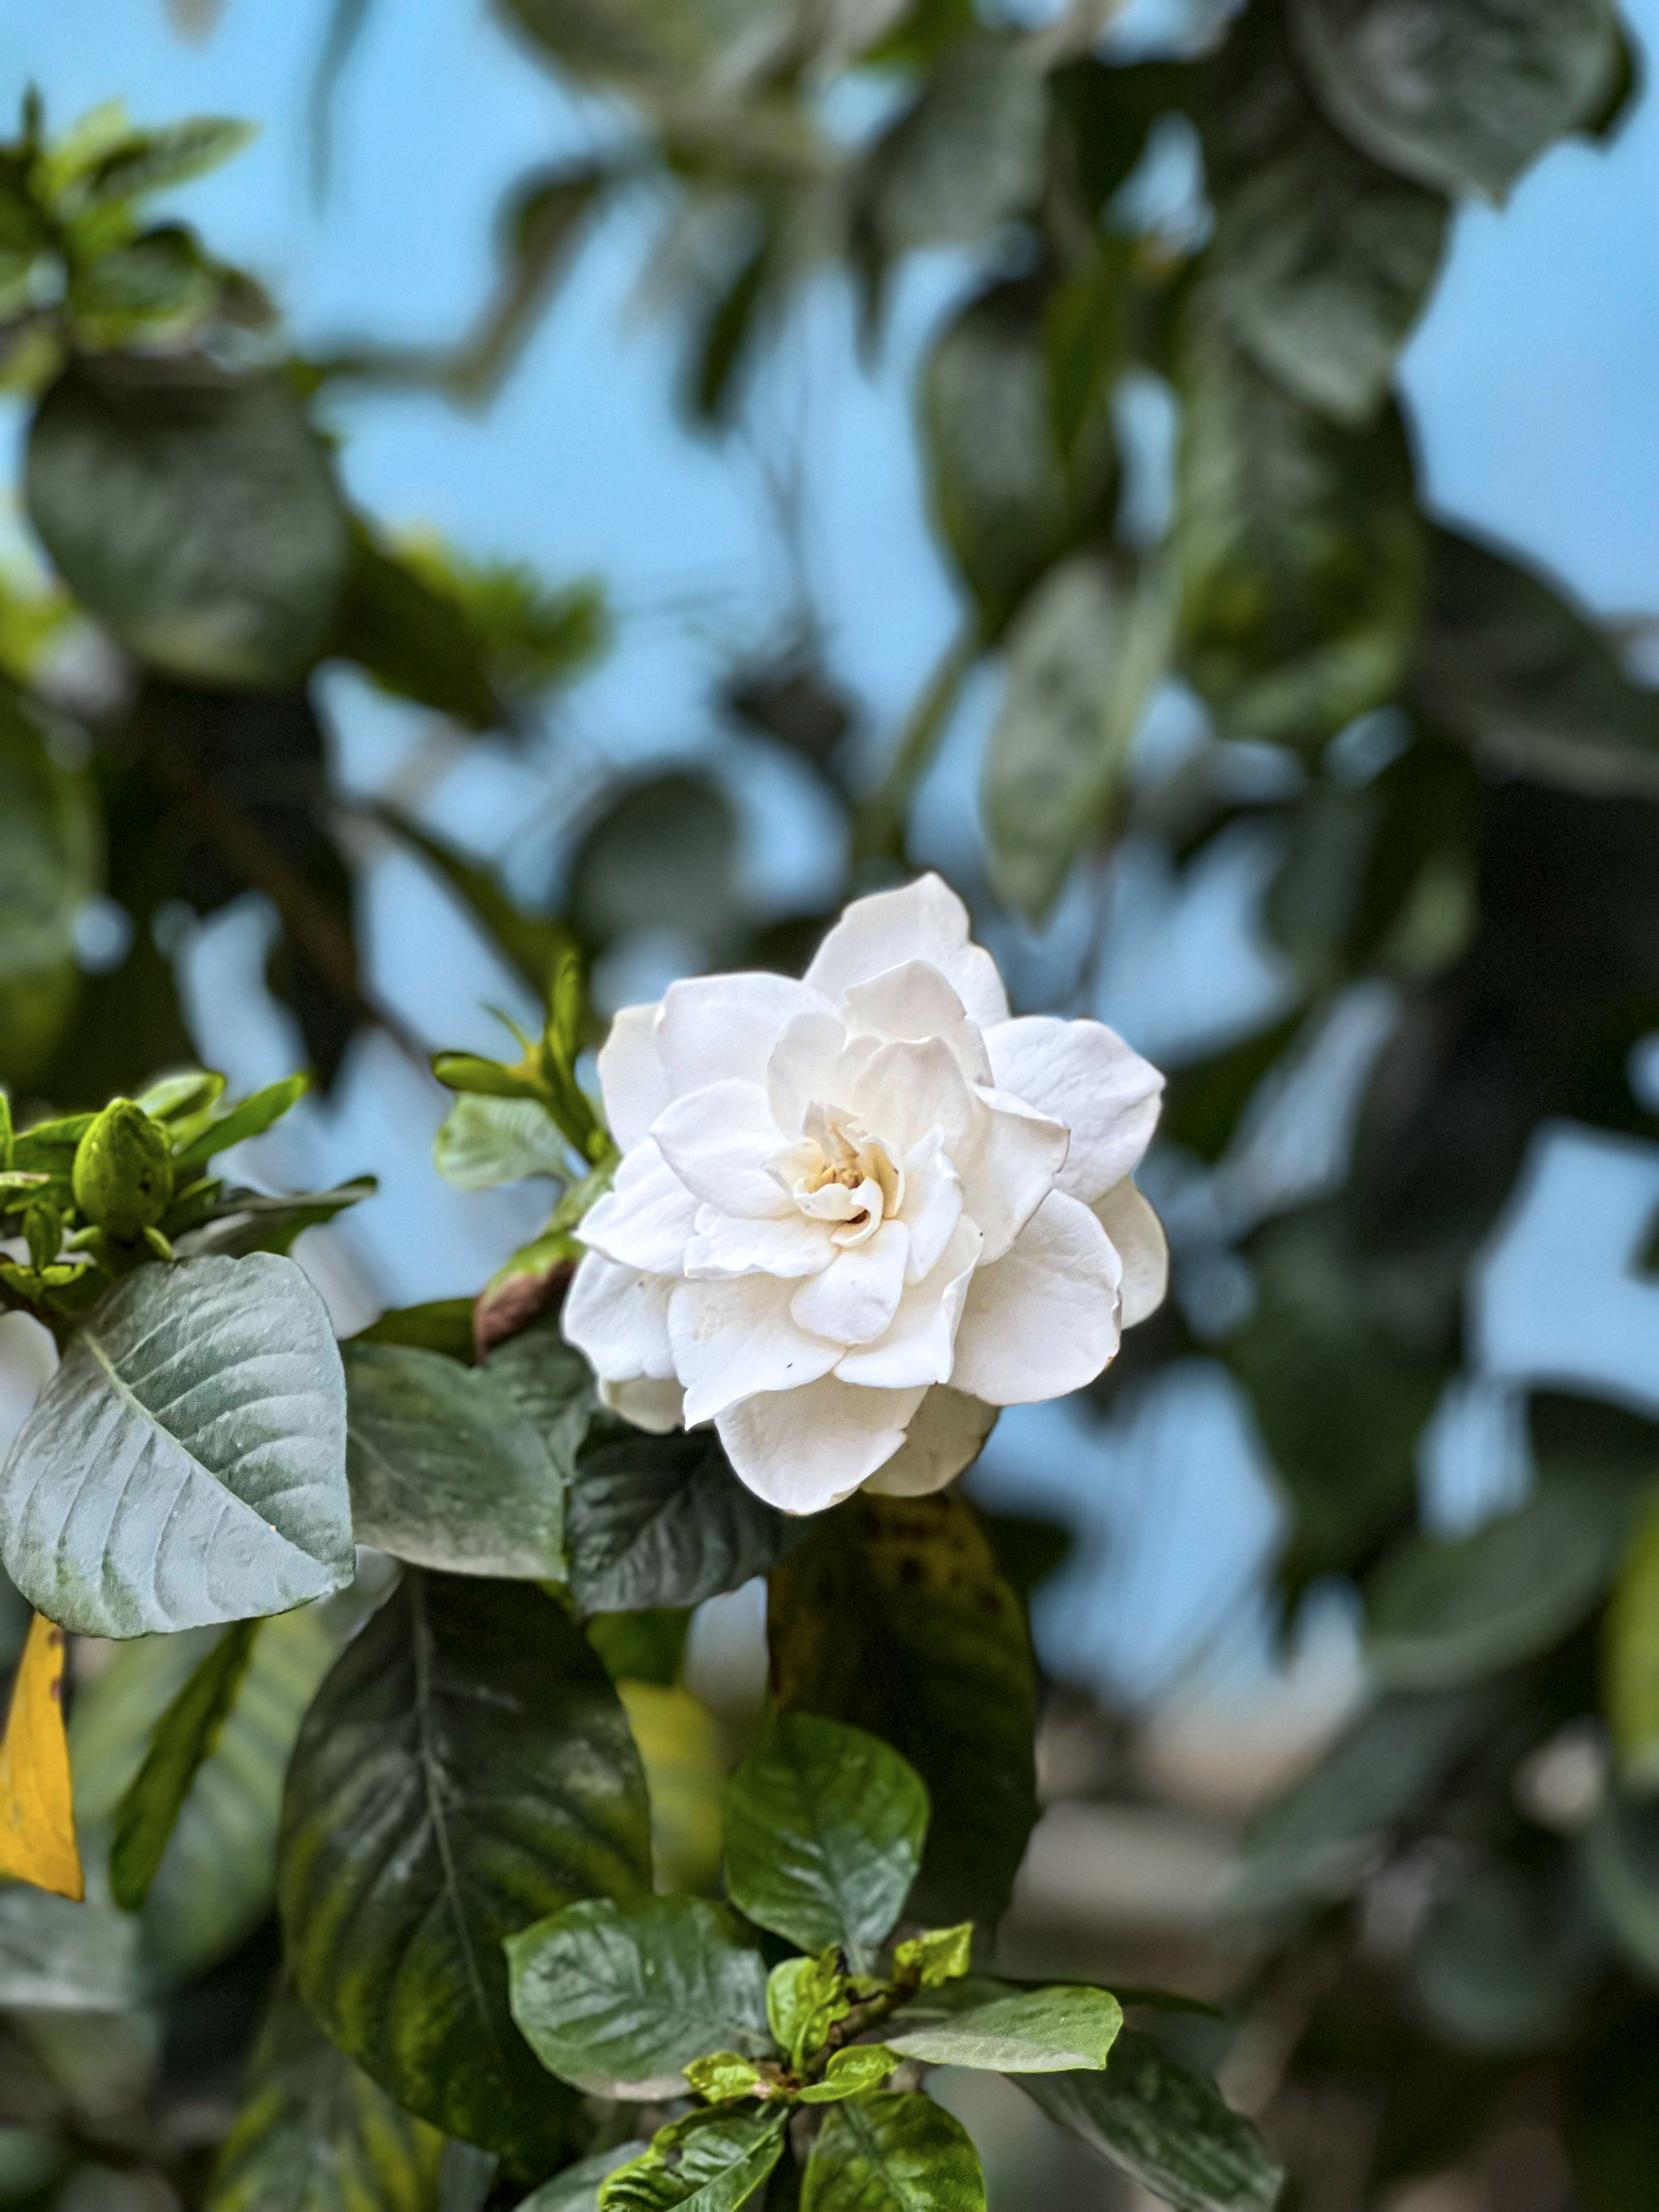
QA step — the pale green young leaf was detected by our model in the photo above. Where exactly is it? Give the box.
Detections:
[799,2045,901,2103]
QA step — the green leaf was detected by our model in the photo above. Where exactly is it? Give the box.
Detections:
[1407,525,1659,798]
[617,1679,725,1896]
[69,224,222,344]
[1173,311,1423,751]
[1287,0,1622,202]
[1580,1785,1659,1982]
[26,360,349,687]
[767,1949,855,2068]
[1227,1684,1505,1915]
[170,1074,309,1172]
[0,1253,353,1637]
[982,552,1171,923]
[1365,1476,1637,1691]
[922,277,1116,637]
[349,1299,477,1363]
[435,1093,570,1190]
[1201,1,1447,424]
[768,1491,1037,1932]
[325,523,500,729]
[179,1176,376,1259]
[853,37,1045,327]
[72,1602,345,1984]
[0,687,99,1087]
[507,1895,772,2098]
[75,116,257,208]
[568,1425,802,1615]
[600,2110,787,2212]
[278,1572,652,2170]
[889,1984,1122,2072]
[799,2045,902,2103]
[449,162,609,404]
[1409,1855,1601,2052]
[519,2146,654,2212]
[683,2052,769,2104]
[1048,56,1200,214]
[0,1883,138,2011]
[891,1922,972,1990]
[568,771,739,959]
[378,803,575,998]
[342,1341,567,1581]
[109,1615,261,1910]
[723,1713,929,1971]
[802,2092,985,2212]
[1606,1485,1659,1788]
[487,1316,597,1469]
[1021,2033,1283,2212]
[206,1979,444,2212]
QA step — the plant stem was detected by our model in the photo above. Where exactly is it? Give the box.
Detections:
[852,624,980,866]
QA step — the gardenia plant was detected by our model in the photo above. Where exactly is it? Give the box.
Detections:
[564,874,1169,1511]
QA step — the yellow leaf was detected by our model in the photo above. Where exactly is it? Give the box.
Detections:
[618,1679,725,1896]
[0,1613,84,1900]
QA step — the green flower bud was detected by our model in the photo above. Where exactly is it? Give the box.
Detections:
[72,1099,174,1243]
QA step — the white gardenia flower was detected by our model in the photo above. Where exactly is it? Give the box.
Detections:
[563,874,1167,1514]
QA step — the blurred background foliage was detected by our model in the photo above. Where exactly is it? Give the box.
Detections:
[0,0,1655,2207]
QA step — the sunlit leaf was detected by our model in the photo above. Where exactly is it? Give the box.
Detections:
[435,1094,571,1190]
[0,1254,353,1638]
[889,1983,1122,2071]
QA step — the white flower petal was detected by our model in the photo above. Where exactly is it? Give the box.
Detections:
[985,1015,1163,1203]
[841,962,992,1084]
[597,1001,670,1153]
[684,1206,834,1279]
[958,1089,1069,1262]
[660,973,836,1096]
[575,1142,696,1275]
[652,1079,792,1219]
[850,1037,980,1156]
[669,1274,840,1426]
[562,1252,676,1383]
[598,1375,685,1432]
[899,1127,963,1283]
[716,1376,927,1513]
[805,872,1010,1029]
[789,1219,911,1346]
[765,1011,849,1137]
[950,1190,1122,1405]
[864,1386,997,1497]
[1093,1177,1169,1328]
[835,1219,983,1390]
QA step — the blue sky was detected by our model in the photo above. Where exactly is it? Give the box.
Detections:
[7,0,1657,1705]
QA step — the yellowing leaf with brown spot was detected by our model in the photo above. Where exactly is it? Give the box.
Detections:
[0,1613,84,1899]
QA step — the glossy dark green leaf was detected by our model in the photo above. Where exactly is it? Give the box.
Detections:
[922,278,1116,637]
[568,1425,801,1615]
[110,1616,261,1909]
[768,1492,1036,1932]
[1409,1855,1601,2053]
[722,1713,929,1971]
[1021,2034,1283,2212]
[507,1895,771,2097]
[26,360,349,686]
[1227,1684,1505,1915]
[342,1342,567,1580]
[889,1983,1122,2071]
[1287,0,1622,202]
[519,2146,653,2212]
[278,1572,652,2170]
[600,2109,787,2212]
[0,1254,353,1637]
[1173,312,1423,750]
[568,771,738,957]
[207,1980,444,2212]
[802,2092,985,2212]
[982,552,1171,922]
[0,686,98,1087]
[1203,0,1447,424]
[1408,525,1659,797]
[349,1299,478,1364]
[1365,1478,1636,1691]
[1580,1786,1659,1982]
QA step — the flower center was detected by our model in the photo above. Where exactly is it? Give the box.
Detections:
[789,1105,904,1246]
